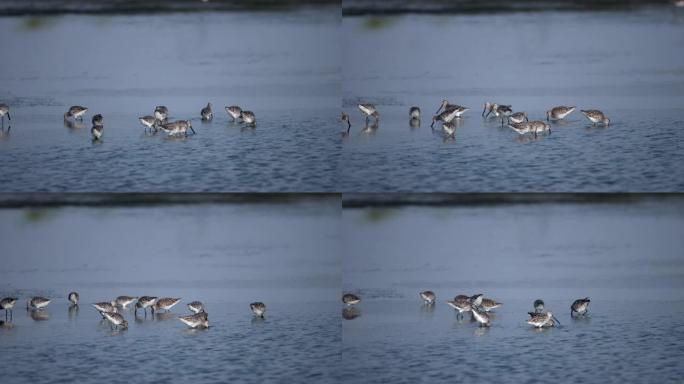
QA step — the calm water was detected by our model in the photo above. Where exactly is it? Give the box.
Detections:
[0,10,340,192]
[341,8,684,192]
[342,199,684,383]
[0,200,340,383]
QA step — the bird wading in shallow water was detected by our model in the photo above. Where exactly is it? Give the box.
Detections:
[571,297,591,317]
[1,298,18,320]
[0,103,10,127]
[527,311,560,328]
[547,106,576,121]
[103,312,128,330]
[419,291,436,304]
[27,297,51,310]
[358,103,379,124]
[409,106,421,119]
[161,120,195,136]
[341,112,351,137]
[187,301,205,314]
[225,105,242,121]
[64,106,87,121]
[241,111,256,126]
[179,311,209,329]
[250,302,266,318]
[342,293,361,306]
[581,110,610,126]
[68,292,79,305]
[201,102,213,121]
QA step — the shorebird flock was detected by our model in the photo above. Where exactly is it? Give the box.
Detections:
[341,292,591,328]
[0,102,256,141]
[0,293,268,330]
[342,100,611,139]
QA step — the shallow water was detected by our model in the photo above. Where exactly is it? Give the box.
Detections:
[0,200,341,383]
[341,199,684,383]
[341,8,684,192]
[0,10,340,192]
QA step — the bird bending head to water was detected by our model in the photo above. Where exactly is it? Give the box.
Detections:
[91,114,103,127]
[419,291,436,304]
[442,121,457,137]
[139,116,158,131]
[154,298,182,313]
[508,111,528,124]
[508,122,531,135]
[68,292,79,305]
[93,301,117,316]
[225,105,242,121]
[179,312,209,328]
[469,294,483,307]
[410,106,421,119]
[431,107,464,128]
[571,297,591,317]
[187,301,205,314]
[135,296,158,315]
[527,311,560,328]
[581,110,610,126]
[161,120,195,136]
[446,296,471,318]
[241,111,256,125]
[480,297,502,312]
[471,306,491,327]
[250,302,266,318]
[508,121,550,137]
[529,120,551,136]
[103,312,128,330]
[201,102,213,121]
[115,296,138,309]
[547,106,575,121]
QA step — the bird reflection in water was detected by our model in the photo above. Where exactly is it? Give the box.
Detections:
[342,307,361,320]
[360,120,379,136]
[68,304,79,320]
[64,119,85,130]
[30,310,50,321]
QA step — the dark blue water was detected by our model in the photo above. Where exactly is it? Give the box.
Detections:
[0,10,340,192]
[341,199,684,383]
[341,8,684,192]
[0,200,341,383]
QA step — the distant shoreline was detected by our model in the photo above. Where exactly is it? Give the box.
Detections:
[0,0,338,17]
[0,193,338,208]
[342,193,683,208]
[343,0,674,16]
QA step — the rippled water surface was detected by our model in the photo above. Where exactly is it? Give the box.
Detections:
[0,200,340,383]
[341,199,684,383]
[341,8,684,192]
[0,10,339,192]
